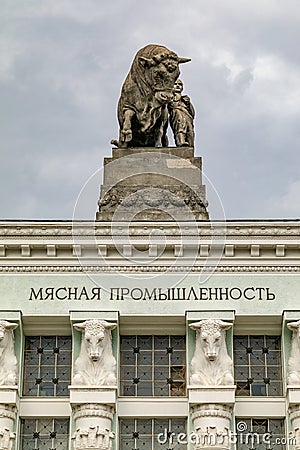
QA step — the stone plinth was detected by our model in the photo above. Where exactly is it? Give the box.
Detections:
[0,386,19,405]
[69,386,117,406]
[287,385,300,405]
[96,147,209,221]
[188,386,236,406]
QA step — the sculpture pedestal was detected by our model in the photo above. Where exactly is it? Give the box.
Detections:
[0,387,18,450]
[188,386,235,450]
[69,387,117,450]
[96,147,209,221]
[287,386,300,449]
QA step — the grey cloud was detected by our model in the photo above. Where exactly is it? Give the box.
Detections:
[0,0,300,219]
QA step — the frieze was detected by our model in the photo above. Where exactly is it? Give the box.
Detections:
[0,265,300,273]
[1,221,300,239]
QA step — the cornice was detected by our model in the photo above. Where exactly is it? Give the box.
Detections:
[0,221,299,266]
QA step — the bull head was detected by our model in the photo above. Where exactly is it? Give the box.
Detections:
[0,320,18,341]
[287,320,300,340]
[74,320,117,362]
[189,319,232,362]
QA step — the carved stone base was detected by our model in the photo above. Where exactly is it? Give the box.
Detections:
[190,404,232,450]
[96,147,209,221]
[289,404,300,449]
[71,404,115,450]
[0,404,16,450]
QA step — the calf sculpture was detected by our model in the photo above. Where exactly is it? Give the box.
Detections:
[0,320,18,386]
[287,320,300,385]
[189,319,234,386]
[73,319,117,386]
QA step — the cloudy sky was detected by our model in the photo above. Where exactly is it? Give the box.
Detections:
[1,0,300,221]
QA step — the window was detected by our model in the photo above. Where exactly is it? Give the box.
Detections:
[120,335,186,396]
[23,336,72,397]
[235,418,285,450]
[234,335,282,396]
[119,418,187,449]
[20,418,69,450]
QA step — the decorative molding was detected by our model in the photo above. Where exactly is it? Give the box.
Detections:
[72,425,114,450]
[0,427,15,450]
[0,220,300,239]
[72,404,114,421]
[0,405,16,450]
[1,264,300,273]
[0,405,16,421]
[191,404,232,421]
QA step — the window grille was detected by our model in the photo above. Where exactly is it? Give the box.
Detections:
[20,418,69,450]
[234,335,282,396]
[120,335,186,397]
[23,336,72,397]
[235,418,285,450]
[119,418,187,449]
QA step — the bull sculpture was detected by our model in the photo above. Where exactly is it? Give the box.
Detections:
[111,44,190,148]
[189,319,234,386]
[0,320,18,386]
[287,320,300,385]
[73,319,117,386]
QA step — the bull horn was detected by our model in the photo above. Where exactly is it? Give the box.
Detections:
[0,320,18,330]
[189,321,204,330]
[178,57,191,64]
[73,321,86,331]
[287,320,300,330]
[102,320,118,331]
[219,320,233,330]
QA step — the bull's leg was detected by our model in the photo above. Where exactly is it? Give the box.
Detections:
[120,109,135,146]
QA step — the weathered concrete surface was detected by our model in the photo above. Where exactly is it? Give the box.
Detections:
[96,147,209,221]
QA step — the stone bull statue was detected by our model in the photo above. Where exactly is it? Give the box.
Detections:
[287,320,300,385]
[189,319,234,386]
[111,44,190,148]
[72,319,117,386]
[0,320,18,386]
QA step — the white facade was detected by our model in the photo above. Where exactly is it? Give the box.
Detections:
[0,219,300,449]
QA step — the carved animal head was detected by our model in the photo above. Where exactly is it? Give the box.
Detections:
[135,44,191,103]
[74,320,117,362]
[287,320,300,340]
[0,320,18,341]
[189,319,232,361]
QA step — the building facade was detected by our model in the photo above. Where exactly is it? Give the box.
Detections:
[1,218,300,449]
